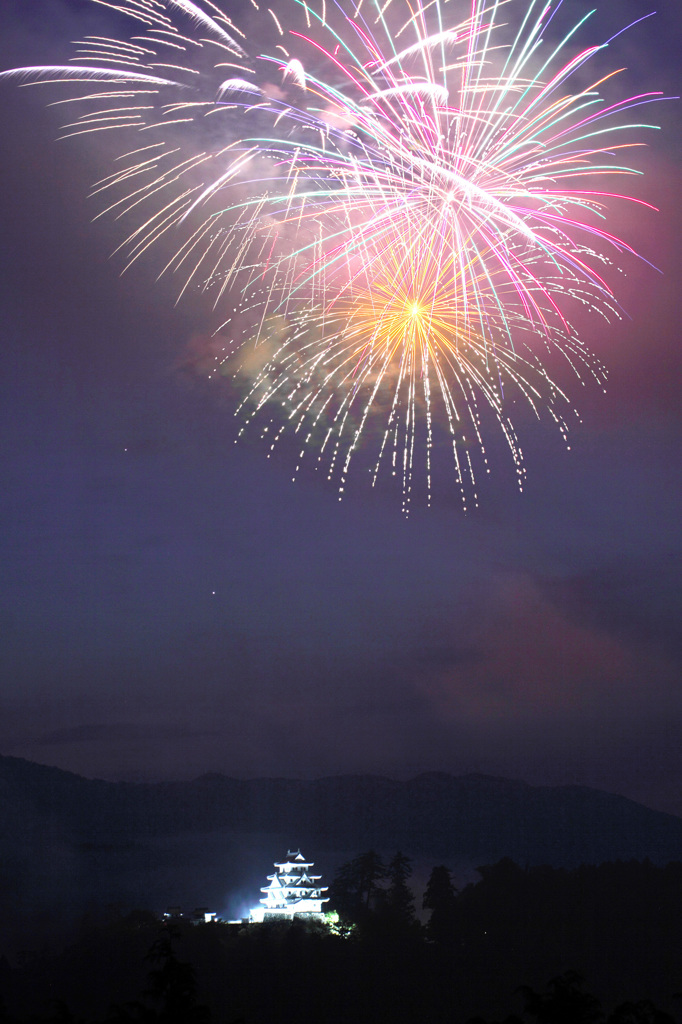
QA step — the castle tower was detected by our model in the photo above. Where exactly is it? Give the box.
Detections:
[249,849,329,922]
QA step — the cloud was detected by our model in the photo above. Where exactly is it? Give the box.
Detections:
[541,557,682,661]
[410,572,679,725]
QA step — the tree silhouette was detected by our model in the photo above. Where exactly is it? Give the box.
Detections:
[45,1003,86,1024]
[384,852,415,928]
[423,865,458,945]
[0,992,13,1024]
[517,972,604,1024]
[469,1016,524,1024]
[328,851,387,924]
[607,1001,676,1024]
[142,930,209,1024]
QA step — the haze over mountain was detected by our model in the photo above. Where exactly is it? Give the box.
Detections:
[2,755,682,951]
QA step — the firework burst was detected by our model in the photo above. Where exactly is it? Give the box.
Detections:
[1,0,668,510]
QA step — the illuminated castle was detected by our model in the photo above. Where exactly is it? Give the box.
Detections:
[249,850,329,922]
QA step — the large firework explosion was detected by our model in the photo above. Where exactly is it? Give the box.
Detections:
[1,0,668,510]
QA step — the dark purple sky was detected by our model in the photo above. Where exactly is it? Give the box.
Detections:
[1,0,681,815]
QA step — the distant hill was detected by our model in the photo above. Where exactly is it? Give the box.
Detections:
[2,755,682,863]
[1,755,681,950]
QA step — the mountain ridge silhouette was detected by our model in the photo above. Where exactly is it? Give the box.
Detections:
[2,753,681,863]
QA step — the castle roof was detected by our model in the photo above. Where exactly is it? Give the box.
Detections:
[256,848,329,915]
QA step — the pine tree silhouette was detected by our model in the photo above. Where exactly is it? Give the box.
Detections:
[423,865,458,945]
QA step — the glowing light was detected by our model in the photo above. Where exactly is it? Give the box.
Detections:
[1,0,669,510]
[249,850,329,922]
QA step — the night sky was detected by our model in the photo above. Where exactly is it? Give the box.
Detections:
[1,0,681,816]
